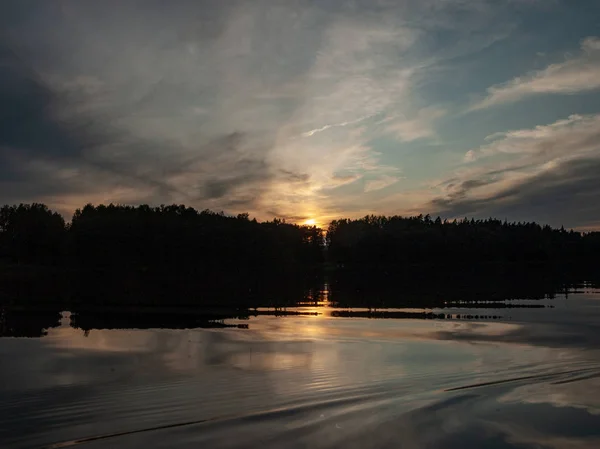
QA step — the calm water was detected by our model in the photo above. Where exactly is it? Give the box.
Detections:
[2,291,600,448]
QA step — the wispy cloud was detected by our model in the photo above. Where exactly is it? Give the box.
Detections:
[465,114,600,161]
[300,114,373,137]
[364,175,401,192]
[431,113,600,228]
[470,36,600,110]
[1,0,577,225]
[382,107,446,142]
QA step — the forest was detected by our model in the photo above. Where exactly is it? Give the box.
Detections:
[0,203,323,306]
[1,203,599,307]
[326,214,600,268]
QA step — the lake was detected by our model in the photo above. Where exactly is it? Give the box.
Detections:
[2,287,600,449]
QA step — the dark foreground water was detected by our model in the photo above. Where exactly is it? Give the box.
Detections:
[2,290,600,448]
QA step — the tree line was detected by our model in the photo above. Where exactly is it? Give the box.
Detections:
[326,214,600,268]
[325,214,600,308]
[1,204,599,306]
[0,203,323,268]
[0,203,323,306]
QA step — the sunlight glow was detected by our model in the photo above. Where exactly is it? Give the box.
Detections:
[304,218,317,226]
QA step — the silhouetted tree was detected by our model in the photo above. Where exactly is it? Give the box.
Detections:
[326,215,600,269]
[2,203,600,308]
[0,204,65,265]
[65,204,325,306]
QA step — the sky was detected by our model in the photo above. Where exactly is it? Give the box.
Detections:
[1,0,600,229]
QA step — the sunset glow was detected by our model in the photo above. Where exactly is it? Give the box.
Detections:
[1,2,600,229]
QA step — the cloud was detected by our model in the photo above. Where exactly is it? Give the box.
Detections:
[0,0,552,223]
[431,114,600,228]
[471,36,600,110]
[0,40,283,215]
[466,114,600,161]
[463,150,477,162]
[0,44,80,161]
[364,175,401,192]
[0,3,315,218]
[0,42,125,212]
[433,157,600,229]
[328,173,363,188]
[382,107,446,142]
[301,114,373,137]
[2,2,410,216]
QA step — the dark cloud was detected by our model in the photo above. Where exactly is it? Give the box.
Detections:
[0,40,103,206]
[0,0,328,218]
[0,43,78,159]
[0,38,277,214]
[204,171,266,200]
[278,169,310,184]
[439,178,497,202]
[459,179,490,191]
[0,42,290,210]
[431,157,600,229]
[0,46,165,204]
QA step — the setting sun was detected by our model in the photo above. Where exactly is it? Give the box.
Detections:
[304,219,317,226]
